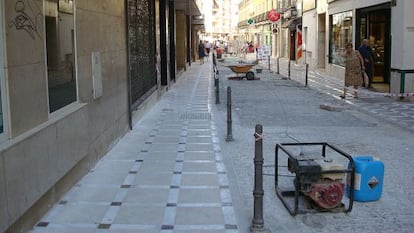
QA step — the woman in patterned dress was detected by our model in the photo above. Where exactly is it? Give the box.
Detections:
[341,42,364,99]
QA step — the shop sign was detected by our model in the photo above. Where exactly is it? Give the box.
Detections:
[267,9,281,23]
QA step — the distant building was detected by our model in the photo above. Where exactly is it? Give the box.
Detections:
[198,0,239,42]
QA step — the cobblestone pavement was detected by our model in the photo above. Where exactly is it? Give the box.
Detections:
[213,56,414,233]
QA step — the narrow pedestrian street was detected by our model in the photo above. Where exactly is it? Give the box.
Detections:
[29,63,238,233]
[29,55,414,233]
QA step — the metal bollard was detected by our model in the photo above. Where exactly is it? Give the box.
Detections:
[276,57,280,74]
[305,63,309,87]
[251,124,269,233]
[268,56,271,71]
[226,86,233,141]
[215,76,220,104]
[288,60,291,79]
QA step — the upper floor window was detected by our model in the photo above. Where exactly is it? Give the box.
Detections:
[45,0,76,113]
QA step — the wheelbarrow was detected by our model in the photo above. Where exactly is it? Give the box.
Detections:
[226,64,256,80]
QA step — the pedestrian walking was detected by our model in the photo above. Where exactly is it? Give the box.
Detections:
[358,39,374,88]
[198,40,205,64]
[341,42,364,99]
[205,41,211,61]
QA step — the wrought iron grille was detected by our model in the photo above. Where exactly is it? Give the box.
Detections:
[127,0,156,109]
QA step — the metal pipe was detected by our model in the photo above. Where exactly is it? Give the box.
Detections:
[288,60,291,79]
[226,87,233,141]
[276,57,279,74]
[215,74,220,104]
[305,63,309,87]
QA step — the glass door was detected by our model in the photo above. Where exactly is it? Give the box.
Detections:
[356,4,391,85]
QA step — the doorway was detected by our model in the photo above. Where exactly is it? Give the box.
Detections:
[289,30,296,60]
[356,3,391,87]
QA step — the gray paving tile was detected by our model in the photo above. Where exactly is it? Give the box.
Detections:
[106,228,159,233]
[124,187,170,204]
[64,186,119,202]
[113,206,164,225]
[111,142,145,154]
[187,136,213,143]
[142,151,178,160]
[173,230,226,233]
[134,173,173,186]
[184,151,216,161]
[105,151,140,161]
[182,162,218,173]
[187,130,212,137]
[186,143,215,152]
[138,161,176,173]
[30,225,98,233]
[178,188,221,203]
[181,174,219,186]
[148,143,179,152]
[175,207,225,225]
[80,171,127,185]
[156,129,182,136]
[152,136,181,144]
[91,160,135,174]
[188,124,211,130]
[50,204,108,224]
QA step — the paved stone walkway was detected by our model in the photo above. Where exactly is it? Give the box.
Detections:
[29,63,239,233]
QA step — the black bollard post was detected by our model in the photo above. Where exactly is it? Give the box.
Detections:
[305,63,309,87]
[251,124,269,233]
[215,76,220,104]
[226,87,233,141]
[288,60,291,79]
[267,56,271,71]
[213,53,219,74]
[276,57,279,74]
[214,72,217,87]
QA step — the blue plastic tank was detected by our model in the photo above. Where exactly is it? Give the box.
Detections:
[348,156,384,202]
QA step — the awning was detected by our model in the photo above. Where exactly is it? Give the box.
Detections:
[281,17,302,31]
[174,0,202,16]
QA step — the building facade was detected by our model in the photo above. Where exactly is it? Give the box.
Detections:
[0,0,202,232]
[302,0,414,94]
[239,0,278,48]
[237,0,413,95]
[197,0,238,43]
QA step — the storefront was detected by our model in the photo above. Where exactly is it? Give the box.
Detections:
[328,1,391,88]
[356,3,391,84]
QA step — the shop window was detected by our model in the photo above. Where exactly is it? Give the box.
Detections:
[329,11,353,66]
[45,0,76,113]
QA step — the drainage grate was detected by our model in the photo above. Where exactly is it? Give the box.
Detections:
[180,112,212,120]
